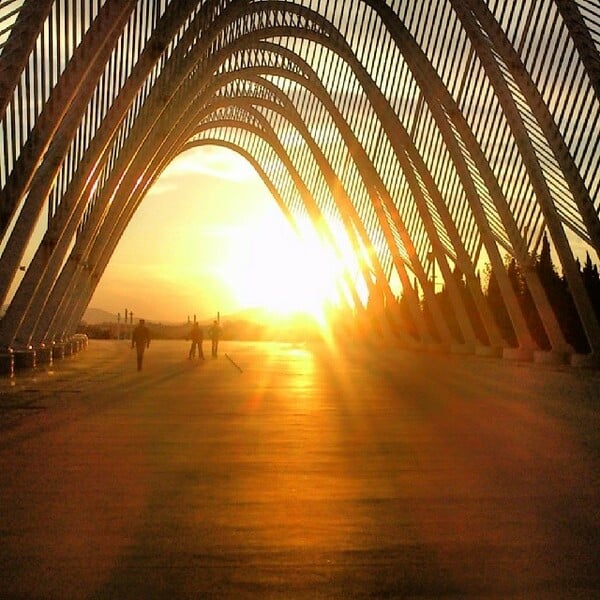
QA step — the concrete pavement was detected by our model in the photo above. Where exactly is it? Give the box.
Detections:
[0,339,599,598]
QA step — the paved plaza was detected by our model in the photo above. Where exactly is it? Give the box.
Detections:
[0,339,599,599]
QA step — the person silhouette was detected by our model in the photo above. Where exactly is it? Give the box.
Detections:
[188,321,204,360]
[209,320,221,357]
[131,318,151,371]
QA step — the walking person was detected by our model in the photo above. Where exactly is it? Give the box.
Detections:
[131,318,151,371]
[209,319,221,357]
[188,321,204,360]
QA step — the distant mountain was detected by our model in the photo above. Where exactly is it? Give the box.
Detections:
[81,305,290,327]
[79,305,321,341]
[225,306,274,323]
[1,305,117,323]
[82,307,118,324]
[82,307,214,327]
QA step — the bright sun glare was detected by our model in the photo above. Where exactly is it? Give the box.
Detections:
[223,215,345,321]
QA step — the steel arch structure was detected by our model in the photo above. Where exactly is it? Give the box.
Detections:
[0,0,599,365]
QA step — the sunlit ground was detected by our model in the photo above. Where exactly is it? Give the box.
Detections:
[2,340,598,598]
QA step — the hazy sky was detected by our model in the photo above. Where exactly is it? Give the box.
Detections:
[89,145,338,324]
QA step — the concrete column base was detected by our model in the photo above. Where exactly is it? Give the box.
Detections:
[503,347,534,362]
[52,344,65,360]
[450,343,476,355]
[73,335,89,351]
[533,350,569,365]
[0,352,14,376]
[36,347,53,365]
[570,352,600,369]
[13,350,36,370]
[475,345,503,358]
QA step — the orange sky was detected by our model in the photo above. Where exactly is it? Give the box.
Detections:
[89,146,344,324]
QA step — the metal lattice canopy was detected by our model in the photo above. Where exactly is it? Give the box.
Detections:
[0,0,599,360]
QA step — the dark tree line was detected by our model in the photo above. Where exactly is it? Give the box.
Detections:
[393,235,600,353]
[486,234,600,353]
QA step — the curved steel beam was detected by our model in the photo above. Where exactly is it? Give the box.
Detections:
[0,0,136,307]
[242,43,505,347]
[0,0,222,347]
[2,0,598,357]
[0,0,54,117]
[461,0,600,257]
[451,0,600,354]
[361,0,569,353]
[555,0,600,103]
[36,3,492,346]
[24,9,394,344]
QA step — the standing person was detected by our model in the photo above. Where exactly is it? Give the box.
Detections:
[209,319,221,357]
[188,321,204,360]
[131,318,151,371]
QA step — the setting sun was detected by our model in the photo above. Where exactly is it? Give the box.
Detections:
[221,215,345,321]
